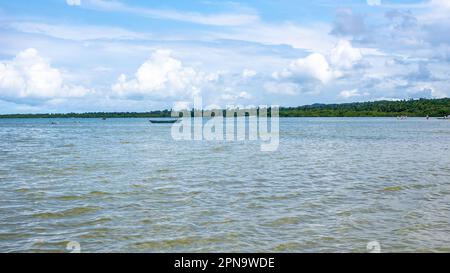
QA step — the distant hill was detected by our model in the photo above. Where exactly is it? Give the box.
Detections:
[1,98,449,118]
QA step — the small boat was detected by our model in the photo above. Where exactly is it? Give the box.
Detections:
[149,119,179,124]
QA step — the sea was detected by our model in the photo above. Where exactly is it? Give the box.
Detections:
[0,117,449,252]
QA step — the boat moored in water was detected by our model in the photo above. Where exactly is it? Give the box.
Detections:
[149,119,179,124]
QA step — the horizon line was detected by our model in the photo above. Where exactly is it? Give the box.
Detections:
[0,97,448,116]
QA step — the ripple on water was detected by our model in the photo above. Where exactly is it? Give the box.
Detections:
[265,216,300,227]
[273,242,304,252]
[210,145,230,153]
[53,191,110,201]
[89,191,110,196]
[380,186,404,192]
[133,237,197,250]
[79,228,112,239]
[32,206,102,219]
[156,168,171,173]
[132,235,234,251]
[29,239,71,253]
[2,118,450,252]
[79,217,113,226]
[54,195,84,201]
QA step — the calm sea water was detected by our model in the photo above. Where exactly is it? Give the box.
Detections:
[0,118,449,253]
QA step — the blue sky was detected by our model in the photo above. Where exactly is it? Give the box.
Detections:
[0,0,449,113]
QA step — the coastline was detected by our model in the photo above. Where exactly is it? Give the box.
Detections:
[1,98,449,119]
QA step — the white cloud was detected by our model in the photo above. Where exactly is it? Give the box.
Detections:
[419,0,450,24]
[374,97,402,101]
[216,22,336,54]
[268,40,366,98]
[8,22,150,41]
[112,50,217,99]
[367,0,381,6]
[0,48,89,101]
[273,53,341,84]
[83,0,258,26]
[66,0,81,6]
[339,89,369,99]
[329,40,362,69]
[77,0,335,54]
[3,0,449,113]
[242,69,257,78]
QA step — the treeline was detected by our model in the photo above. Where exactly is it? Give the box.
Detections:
[0,110,173,119]
[279,98,450,117]
[1,98,449,118]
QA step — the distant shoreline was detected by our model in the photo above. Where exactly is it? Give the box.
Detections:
[1,98,449,119]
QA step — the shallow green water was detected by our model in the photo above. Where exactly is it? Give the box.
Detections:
[0,118,449,252]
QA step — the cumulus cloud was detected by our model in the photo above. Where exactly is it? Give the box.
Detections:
[329,40,362,69]
[0,48,89,102]
[272,40,362,85]
[66,0,81,6]
[242,69,257,78]
[112,50,218,99]
[273,53,340,84]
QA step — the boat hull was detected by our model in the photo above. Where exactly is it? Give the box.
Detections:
[149,120,179,124]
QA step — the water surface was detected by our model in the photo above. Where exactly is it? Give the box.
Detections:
[0,118,449,252]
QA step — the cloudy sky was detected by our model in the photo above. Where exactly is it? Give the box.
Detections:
[0,0,449,113]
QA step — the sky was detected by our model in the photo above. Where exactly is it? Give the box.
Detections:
[0,0,449,113]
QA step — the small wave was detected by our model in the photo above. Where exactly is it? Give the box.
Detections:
[141,219,152,224]
[273,242,303,251]
[33,206,101,218]
[61,143,76,148]
[211,146,230,153]
[156,168,171,173]
[0,232,31,240]
[266,216,300,227]
[381,186,403,192]
[55,195,84,201]
[80,217,113,226]
[29,239,72,253]
[133,236,226,250]
[79,228,111,239]
[134,237,196,249]
[15,188,30,193]
[89,191,109,196]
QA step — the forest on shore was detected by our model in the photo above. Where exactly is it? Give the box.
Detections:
[1,98,449,118]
